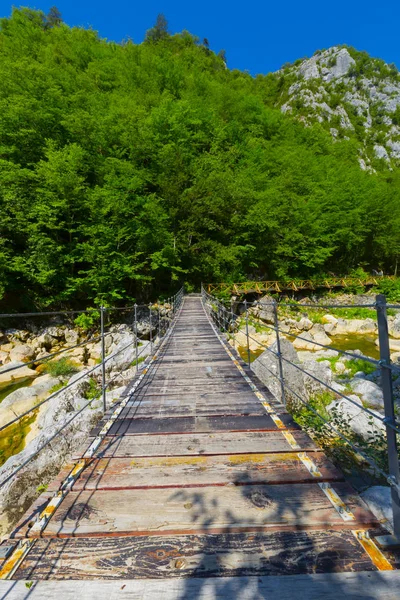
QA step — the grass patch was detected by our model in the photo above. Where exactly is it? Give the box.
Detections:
[338,358,376,379]
[130,356,145,367]
[44,357,79,378]
[84,378,101,400]
[49,381,65,394]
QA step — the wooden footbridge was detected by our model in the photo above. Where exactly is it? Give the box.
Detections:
[1,296,399,598]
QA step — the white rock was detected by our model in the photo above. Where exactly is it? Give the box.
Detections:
[360,486,394,529]
[9,343,35,362]
[327,396,385,439]
[350,378,384,409]
[64,329,79,344]
[0,361,38,387]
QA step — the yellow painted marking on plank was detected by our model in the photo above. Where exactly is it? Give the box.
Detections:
[297,452,322,478]
[353,530,393,571]
[0,540,35,580]
[281,430,301,450]
[318,482,355,521]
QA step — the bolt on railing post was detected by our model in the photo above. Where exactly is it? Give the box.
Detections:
[149,304,153,353]
[134,304,139,373]
[100,305,106,412]
[273,299,286,407]
[244,299,251,369]
[375,294,400,548]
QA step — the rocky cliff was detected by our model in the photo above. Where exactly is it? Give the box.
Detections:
[273,46,400,171]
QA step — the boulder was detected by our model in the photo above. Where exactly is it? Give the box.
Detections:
[350,378,384,409]
[0,350,9,364]
[296,317,313,331]
[293,325,332,351]
[256,295,275,324]
[64,329,80,345]
[0,361,38,388]
[360,486,394,529]
[327,395,385,440]
[37,333,54,350]
[322,314,338,326]
[335,318,376,335]
[9,343,35,363]
[302,358,332,397]
[0,386,39,428]
[43,326,65,340]
[252,338,306,411]
[389,314,400,339]
[5,329,30,343]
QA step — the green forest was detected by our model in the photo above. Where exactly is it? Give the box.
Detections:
[1,7,400,310]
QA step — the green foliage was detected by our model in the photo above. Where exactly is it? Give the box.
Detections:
[36,483,48,493]
[372,277,400,302]
[130,355,145,367]
[74,310,100,330]
[293,391,393,482]
[339,358,377,379]
[44,357,79,377]
[84,377,101,400]
[0,10,399,311]
[49,381,65,394]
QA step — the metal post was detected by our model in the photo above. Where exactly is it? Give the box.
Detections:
[244,300,251,368]
[100,306,106,412]
[375,294,400,548]
[273,299,286,407]
[149,304,153,353]
[134,304,139,373]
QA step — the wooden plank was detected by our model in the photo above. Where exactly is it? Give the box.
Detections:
[96,415,296,436]
[71,452,343,491]
[87,430,317,459]
[14,530,379,580]
[4,572,400,600]
[38,482,376,537]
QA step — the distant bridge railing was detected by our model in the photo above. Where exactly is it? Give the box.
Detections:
[206,275,397,296]
[0,287,185,490]
[202,285,400,550]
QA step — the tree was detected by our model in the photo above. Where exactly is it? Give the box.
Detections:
[145,14,169,43]
[46,6,63,28]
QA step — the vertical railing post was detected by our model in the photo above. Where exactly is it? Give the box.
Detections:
[158,303,161,342]
[375,294,400,548]
[134,303,139,373]
[149,303,153,353]
[244,299,251,368]
[273,299,286,407]
[100,305,106,412]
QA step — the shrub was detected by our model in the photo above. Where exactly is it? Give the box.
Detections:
[44,357,79,378]
[74,310,100,331]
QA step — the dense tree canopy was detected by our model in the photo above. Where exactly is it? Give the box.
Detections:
[0,8,399,310]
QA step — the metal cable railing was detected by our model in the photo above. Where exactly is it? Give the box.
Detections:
[0,287,185,489]
[202,285,400,545]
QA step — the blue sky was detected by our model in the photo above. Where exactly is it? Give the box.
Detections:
[1,1,399,75]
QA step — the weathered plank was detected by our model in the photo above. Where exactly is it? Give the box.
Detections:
[87,430,317,459]
[38,482,375,537]
[70,452,342,491]
[96,414,297,436]
[4,572,400,600]
[15,530,379,580]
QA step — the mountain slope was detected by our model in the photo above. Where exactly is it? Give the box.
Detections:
[271,46,400,171]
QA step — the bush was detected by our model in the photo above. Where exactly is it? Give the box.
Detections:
[44,357,79,378]
[74,310,100,331]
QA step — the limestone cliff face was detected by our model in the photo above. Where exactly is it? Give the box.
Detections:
[274,46,400,170]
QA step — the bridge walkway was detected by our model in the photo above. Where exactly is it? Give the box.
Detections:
[6,296,394,582]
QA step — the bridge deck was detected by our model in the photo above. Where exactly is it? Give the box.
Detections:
[6,297,395,582]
